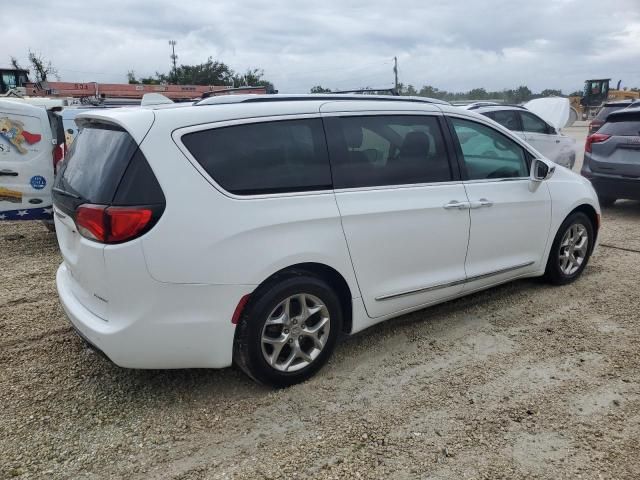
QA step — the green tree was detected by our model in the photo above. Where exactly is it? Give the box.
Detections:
[468,88,488,100]
[310,85,332,93]
[232,68,274,91]
[400,84,418,96]
[540,89,563,97]
[129,58,274,90]
[511,85,532,104]
[418,85,445,99]
[127,70,139,84]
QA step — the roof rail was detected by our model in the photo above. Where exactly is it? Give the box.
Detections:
[200,86,272,99]
[467,103,527,111]
[195,93,448,106]
[332,88,399,96]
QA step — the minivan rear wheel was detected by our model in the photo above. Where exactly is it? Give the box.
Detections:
[233,273,342,387]
[544,212,594,285]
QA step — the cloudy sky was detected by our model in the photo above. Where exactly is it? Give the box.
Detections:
[5,0,640,94]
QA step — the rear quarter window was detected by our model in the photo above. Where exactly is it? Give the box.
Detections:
[181,118,332,195]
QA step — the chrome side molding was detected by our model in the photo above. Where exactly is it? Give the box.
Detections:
[375,261,535,301]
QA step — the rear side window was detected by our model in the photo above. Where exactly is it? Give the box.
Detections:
[182,118,331,195]
[59,123,138,203]
[594,106,620,122]
[520,112,550,134]
[483,110,521,131]
[325,115,452,188]
[600,114,640,136]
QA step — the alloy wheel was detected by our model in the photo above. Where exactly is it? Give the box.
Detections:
[558,223,589,276]
[260,293,330,372]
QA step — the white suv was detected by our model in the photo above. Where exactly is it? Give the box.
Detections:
[53,94,600,387]
[465,104,577,169]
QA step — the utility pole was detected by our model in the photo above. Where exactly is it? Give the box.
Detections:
[393,56,398,93]
[169,40,178,83]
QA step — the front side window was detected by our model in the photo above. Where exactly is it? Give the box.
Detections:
[520,112,550,134]
[325,115,452,188]
[450,117,529,180]
[483,110,521,131]
[182,118,331,195]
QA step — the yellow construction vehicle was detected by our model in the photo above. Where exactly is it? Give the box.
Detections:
[570,79,640,120]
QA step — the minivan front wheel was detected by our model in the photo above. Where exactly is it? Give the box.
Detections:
[544,212,594,285]
[233,273,342,387]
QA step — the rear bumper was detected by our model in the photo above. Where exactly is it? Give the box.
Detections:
[56,263,254,369]
[581,160,640,200]
[585,174,640,200]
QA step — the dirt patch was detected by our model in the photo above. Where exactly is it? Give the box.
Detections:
[1,202,640,479]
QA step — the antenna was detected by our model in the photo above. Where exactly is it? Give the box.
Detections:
[168,40,178,83]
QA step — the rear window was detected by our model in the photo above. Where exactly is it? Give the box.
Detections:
[58,123,138,203]
[600,114,640,136]
[182,118,331,195]
[594,106,623,122]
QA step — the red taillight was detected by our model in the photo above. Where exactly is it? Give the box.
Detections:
[53,144,65,173]
[75,204,154,244]
[108,207,153,243]
[76,204,107,241]
[585,133,611,153]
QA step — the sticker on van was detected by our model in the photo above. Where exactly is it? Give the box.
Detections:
[0,117,42,154]
[0,186,22,203]
[30,175,46,190]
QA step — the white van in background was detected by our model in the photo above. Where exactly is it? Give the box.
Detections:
[0,99,65,221]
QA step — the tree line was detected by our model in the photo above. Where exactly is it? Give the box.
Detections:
[311,84,583,102]
[127,57,275,90]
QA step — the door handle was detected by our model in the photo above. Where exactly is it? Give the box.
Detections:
[470,198,493,209]
[0,170,18,177]
[555,139,561,143]
[443,200,470,210]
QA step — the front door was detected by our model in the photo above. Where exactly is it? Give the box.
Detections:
[0,100,53,220]
[323,112,470,318]
[448,116,551,290]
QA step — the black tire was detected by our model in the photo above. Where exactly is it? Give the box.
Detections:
[233,272,342,387]
[598,195,616,208]
[544,212,594,285]
[41,220,56,232]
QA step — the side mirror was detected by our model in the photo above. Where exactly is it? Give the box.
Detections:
[531,159,555,182]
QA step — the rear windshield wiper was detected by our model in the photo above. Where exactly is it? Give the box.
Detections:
[53,187,81,200]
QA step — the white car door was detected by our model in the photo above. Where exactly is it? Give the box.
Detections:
[519,111,566,162]
[323,111,470,318]
[0,100,54,220]
[448,116,552,291]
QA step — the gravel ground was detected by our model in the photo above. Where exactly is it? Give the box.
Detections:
[2,128,640,479]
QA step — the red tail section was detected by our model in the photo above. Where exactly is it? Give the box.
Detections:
[21,131,42,144]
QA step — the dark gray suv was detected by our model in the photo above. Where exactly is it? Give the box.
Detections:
[582,107,640,206]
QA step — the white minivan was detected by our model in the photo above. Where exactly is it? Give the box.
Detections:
[0,99,65,221]
[53,95,600,387]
